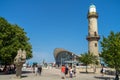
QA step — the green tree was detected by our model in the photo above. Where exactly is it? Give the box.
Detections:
[0,17,32,65]
[92,55,99,73]
[79,52,98,73]
[100,31,120,80]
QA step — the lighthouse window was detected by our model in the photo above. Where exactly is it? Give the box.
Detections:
[95,43,97,47]
[94,32,97,36]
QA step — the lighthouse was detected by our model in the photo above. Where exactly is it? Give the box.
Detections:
[86,4,100,57]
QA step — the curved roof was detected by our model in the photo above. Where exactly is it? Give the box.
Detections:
[53,48,79,58]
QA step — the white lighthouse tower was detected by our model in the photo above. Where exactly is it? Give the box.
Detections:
[86,4,100,57]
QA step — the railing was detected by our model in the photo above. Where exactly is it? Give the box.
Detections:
[86,35,100,40]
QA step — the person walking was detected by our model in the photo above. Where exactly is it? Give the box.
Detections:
[38,65,42,75]
[34,65,38,76]
[61,65,65,79]
[69,66,73,78]
[73,66,76,77]
[65,66,69,77]
[101,66,105,76]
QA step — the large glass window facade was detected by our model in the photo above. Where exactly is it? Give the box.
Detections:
[55,51,72,65]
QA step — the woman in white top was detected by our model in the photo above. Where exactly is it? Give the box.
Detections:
[34,65,38,76]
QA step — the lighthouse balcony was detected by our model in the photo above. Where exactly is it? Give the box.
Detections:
[86,35,100,41]
[87,12,98,18]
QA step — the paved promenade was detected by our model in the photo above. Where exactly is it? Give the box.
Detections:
[0,68,115,80]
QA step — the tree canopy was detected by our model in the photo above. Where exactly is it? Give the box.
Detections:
[100,31,120,69]
[0,17,32,64]
[100,31,120,80]
[79,52,98,72]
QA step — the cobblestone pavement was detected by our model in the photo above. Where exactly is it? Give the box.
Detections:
[0,68,115,80]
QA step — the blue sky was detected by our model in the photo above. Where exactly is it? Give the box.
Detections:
[0,0,120,63]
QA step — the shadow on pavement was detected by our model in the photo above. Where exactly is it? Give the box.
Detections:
[94,76,114,80]
[0,71,32,75]
[80,71,95,74]
[22,71,32,74]
[21,75,28,78]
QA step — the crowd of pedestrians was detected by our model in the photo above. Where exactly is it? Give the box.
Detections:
[0,64,16,74]
[61,65,76,79]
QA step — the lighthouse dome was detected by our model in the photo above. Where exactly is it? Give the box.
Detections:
[89,4,96,13]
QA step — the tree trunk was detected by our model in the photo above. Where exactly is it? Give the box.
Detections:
[86,65,88,73]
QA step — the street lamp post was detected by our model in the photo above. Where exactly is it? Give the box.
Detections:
[72,54,73,68]
[61,57,62,66]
